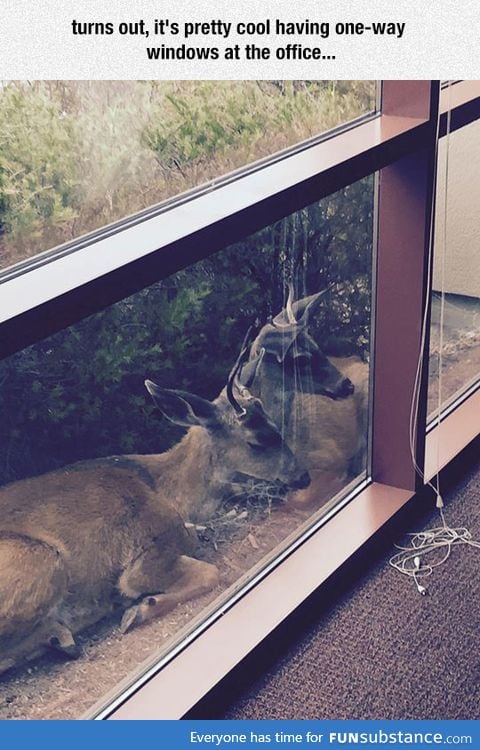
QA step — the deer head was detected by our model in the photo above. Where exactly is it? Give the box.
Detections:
[145,339,310,519]
[242,285,354,405]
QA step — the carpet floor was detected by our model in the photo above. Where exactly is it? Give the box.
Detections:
[194,441,480,720]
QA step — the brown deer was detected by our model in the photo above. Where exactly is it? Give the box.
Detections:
[0,346,309,675]
[239,286,368,507]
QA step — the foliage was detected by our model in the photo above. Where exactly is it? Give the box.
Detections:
[0,80,374,266]
[0,83,79,252]
[143,83,265,170]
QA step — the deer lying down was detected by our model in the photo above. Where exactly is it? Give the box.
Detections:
[285,354,368,505]
[240,287,368,507]
[0,350,309,676]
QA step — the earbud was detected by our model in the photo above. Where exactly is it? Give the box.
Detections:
[391,84,480,596]
[390,511,480,595]
[412,555,428,595]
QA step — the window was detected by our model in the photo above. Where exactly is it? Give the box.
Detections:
[0,81,478,720]
[428,117,480,418]
[0,178,374,718]
[0,80,376,270]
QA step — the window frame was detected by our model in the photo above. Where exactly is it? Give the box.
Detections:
[0,80,479,720]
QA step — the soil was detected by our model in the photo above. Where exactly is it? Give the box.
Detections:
[428,332,480,416]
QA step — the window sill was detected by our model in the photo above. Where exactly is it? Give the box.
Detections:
[96,383,479,720]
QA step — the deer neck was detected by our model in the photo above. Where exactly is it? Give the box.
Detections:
[148,427,223,521]
[254,364,294,433]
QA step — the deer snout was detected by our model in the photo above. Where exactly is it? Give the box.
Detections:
[338,377,354,398]
[277,452,311,491]
[323,375,354,400]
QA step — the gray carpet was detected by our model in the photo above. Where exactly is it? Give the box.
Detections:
[195,442,480,720]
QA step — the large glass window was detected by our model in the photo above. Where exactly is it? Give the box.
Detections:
[0,177,373,718]
[2,80,478,722]
[0,81,376,270]
[428,118,480,418]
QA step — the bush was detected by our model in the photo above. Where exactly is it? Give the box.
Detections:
[0,80,374,266]
[0,83,79,256]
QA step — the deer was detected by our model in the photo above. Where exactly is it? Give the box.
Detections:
[238,286,368,507]
[0,343,309,676]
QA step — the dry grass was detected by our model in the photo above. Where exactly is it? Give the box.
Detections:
[0,81,375,267]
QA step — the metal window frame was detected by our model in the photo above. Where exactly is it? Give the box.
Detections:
[0,80,479,720]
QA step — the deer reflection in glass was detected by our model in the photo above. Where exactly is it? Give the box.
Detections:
[0,342,309,675]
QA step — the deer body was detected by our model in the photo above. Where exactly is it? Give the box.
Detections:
[0,452,205,674]
[285,356,368,503]
[0,363,308,675]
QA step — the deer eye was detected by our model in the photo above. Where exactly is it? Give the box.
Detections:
[247,441,267,453]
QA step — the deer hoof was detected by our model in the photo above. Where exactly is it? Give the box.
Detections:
[120,595,174,633]
[119,605,140,634]
[0,658,15,675]
[49,636,81,660]
[48,624,81,659]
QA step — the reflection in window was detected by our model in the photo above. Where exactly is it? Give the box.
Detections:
[429,120,480,418]
[0,177,373,718]
[0,80,376,270]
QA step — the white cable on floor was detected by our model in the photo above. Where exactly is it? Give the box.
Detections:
[389,509,480,595]
[389,82,480,595]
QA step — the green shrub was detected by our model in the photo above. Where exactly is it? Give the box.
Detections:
[0,80,375,265]
[0,83,80,250]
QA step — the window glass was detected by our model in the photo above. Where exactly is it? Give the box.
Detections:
[0,81,376,270]
[0,176,373,718]
[428,119,480,419]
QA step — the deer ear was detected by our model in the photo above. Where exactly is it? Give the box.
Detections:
[273,287,333,328]
[145,381,220,429]
[291,288,330,325]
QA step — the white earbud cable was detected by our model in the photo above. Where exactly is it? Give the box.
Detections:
[389,82,480,594]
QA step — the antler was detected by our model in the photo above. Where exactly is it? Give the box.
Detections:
[272,282,298,329]
[273,283,336,329]
[285,282,297,324]
[226,326,253,416]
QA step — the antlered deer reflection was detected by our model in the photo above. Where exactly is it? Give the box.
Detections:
[238,286,368,506]
[0,344,308,675]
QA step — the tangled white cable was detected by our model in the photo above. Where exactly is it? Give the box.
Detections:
[389,506,480,595]
[391,82,480,594]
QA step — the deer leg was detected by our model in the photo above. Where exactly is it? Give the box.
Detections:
[0,658,15,676]
[47,622,80,659]
[119,554,219,633]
